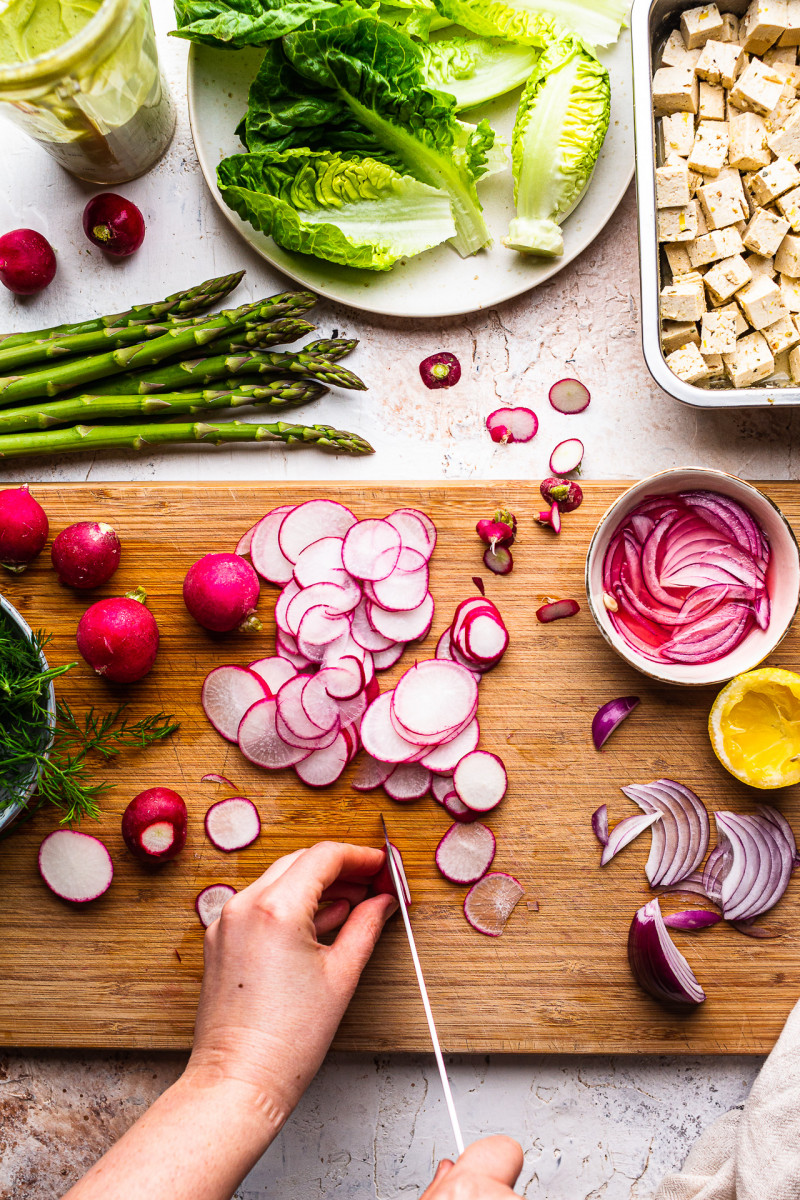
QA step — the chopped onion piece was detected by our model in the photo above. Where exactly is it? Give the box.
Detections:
[600,811,661,866]
[663,909,722,931]
[622,779,710,888]
[592,696,640,751]
[628,899,706,1006]
[591,804,609,847]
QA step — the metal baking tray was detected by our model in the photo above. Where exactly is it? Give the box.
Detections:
[631,0,800,407]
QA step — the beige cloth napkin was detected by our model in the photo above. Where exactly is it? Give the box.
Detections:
[656,1000,800,1200]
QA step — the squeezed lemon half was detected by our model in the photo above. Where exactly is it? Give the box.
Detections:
[709,668,800,789]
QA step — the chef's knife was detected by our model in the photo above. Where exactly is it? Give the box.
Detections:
[380,815,465,1157]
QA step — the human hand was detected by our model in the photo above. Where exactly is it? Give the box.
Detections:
[185,841,397,1125]
[422,1137,524,1198]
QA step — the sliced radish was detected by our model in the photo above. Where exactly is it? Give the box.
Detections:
[276,711,340,751]
[238,698,311,768]
[279,500,357,563]
[384,762,432,802]
[276,632,314,670]
[549,439,584,475]
[248,656,297,695]
[484,544,513,575]
[202,665,269,742]
[549,378,590,414]
[369,564,429,612]
[486,407,538,444]
[368,593,434,642]
[453,751,507,813]
[361,692,424,763]
[372,643,404,670]
[201,773,238,788]
[274,579,302,635]
[386,509,436,559]
[432,773,455,804]
[319,656,365,701]
[293,536,346,588]
[278,674,339,736]
[351,597,396,651]
[535,503,562,534]
[464,872,524,936]
[536,598,580,623]
[435,821,496,884]
[420,718,480,773]
[369,843,412,906]
[235,523,257,557]
[38,830,113,903]
[297,605,352,649]
[205,797,261,852]
[462,611,508,664]
[436,627,482,680]
[295,732,350,787]
[250,506,295,585]
[286,581,356,636]
[352,754,395,791]
[395,545,428,574]
[196,883,236,928]
[443,791,479,823]
[392,660,478,744]
[342,519,402,581]
[334,687,368,730]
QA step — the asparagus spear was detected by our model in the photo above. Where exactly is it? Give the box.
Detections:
[0,420,374,459]
[204,318,316,357]
[0,380,328,434]
[81,342,366,396]
[0,271,247,351]
[0,294,318,406]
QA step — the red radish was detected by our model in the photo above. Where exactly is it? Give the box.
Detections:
[235,523,257,557]
[76,588,159,683]
[540,477,583,513]
[486,407,538,444]
[464,872,524,936]
[279,500,357,563]
[0,228,56,294]
[361,692,422,763]
[386,509,437,558]
[443,791,479,823]
[250,506,295,584]
[38,830,113,902]
[453,751,507,813]
[432,774,455,804]
[202,665,269,742]
[51,521,121,589]
[369,563,429,612]
[248,656,296,695]
[435,821,496,884]
[352,754,395,791]
[369,843,412,905]
[372,643,403,670]
[205,796,261,851]
[392,660,478,745]
[196,883,236,928]
[535,503,561,534]
[536,598,580,623]
[238,698,312,769]
[549,439,584,475]
[484,544,513,575]
[421,718,480,773]
[122,787,187,862]
[419,351,461,389]
[83,193,145,257]
[343,519,402,581]
[549,378,590,414]
[201,773,238,788]
[476,516,515,552]
[0,485,49,572]
[367,593,434,642]
[295,732,350,786]
[184,553,261,633]
[384,762,432,801]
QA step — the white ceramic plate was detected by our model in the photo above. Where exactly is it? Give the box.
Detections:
[187,30,634,318]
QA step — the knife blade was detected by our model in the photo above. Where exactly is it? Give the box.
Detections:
[380,815,465,1157]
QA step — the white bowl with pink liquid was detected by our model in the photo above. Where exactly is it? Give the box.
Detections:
[585,468,800,688]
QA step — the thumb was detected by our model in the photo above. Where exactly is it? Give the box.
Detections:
[329,893,398,980]
[451,1136,524,1188]
[430,1159,454,1186]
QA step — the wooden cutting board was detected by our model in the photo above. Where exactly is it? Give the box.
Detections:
[1,480,799,1055]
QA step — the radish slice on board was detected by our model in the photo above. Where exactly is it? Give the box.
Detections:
[436,821,496,883]
[201,773,238,788]
[432,773,456,804]
[361,692,425,763]
[238,698,312,769]
[368,593,434,642]
[351,598,396,652]
[484,544,513,575]
[536,598,580,623]
[352,754,395,791]
[295,732,350,787]
[464,872,524,936]
[292,536,347,588]
[205,797,261,852]
[202,666,269,743]
[248,656,297,695]
[384,762,432,801]
[453,751,508,813]
[279,500,357,563]
[369,843,412,906]
[421,719,480,773]
[549,379,590,414]
[250,506,295,585]
[436,628,482,680]
[392,660,478,745]
[372,643,404,670]
[319,657,365,701]
[369,564,429,611]
[444,791,480,823]
[342,519,402,581]
[196,883,236,928]
[549,439,584,475]
[38,830,114,902]
[276,712,340,751]
[462,611,508,663]
[235,523,257,557]
[386,509,436,558]
[486,407,538,444]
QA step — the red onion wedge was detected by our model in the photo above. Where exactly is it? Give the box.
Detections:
[591,804,609,847]
[628,898,705,1006]
[714,809,794,923]
[549,378,590,414]
[202,665,269,743]
[732,920,785,939]
[483,545,513,575]
[205,797,261,852]
[486,407,538,444]
[453,751,507,813]
[663,909,722,931]
[419,351,461,389]
[600,812,661,866]
[196,883,236,928]
[549,439,584,475]
[534,503,561,534]
[436,821,496,884]
[464,872,523,936]
[536,598,580,623]
[592,696,640,751]
[622,780,710,888]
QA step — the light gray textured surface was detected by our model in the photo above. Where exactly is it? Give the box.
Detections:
[0,4,779,1198]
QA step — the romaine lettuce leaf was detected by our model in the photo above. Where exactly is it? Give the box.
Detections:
[420,36,538,109]
[431,0,627,49]
[217,148,456,268]
[503,33,609,257]
[171,0,341,46]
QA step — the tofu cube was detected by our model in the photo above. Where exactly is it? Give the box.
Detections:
[653,66,700,114]
[703,352,727,378]
[695,39,746,88]
[699,81,727,120]
[718,300,751,335]
[737,274,789,326]
[742,171,763,214]
[660,112,696,159]
[779,0,800,43]
[743,206,792,254]
[751,156,800,203]
[781,272,800,307]
[704,254,754,302]
[664,242,694,275]
[723,331,776,384]
[661,29,702,68]
[666,341,712,382]
[729,111,772,169]
[658,202,700,241]
[789,341,800,379]
[777,182,800,227]
[745,250,778,275]
[720,12,742,41]
[775,230,800,271]
[688,226,745,266]
[767,105,800,158]
[740,0,788,54]
[688,121,730,175]
[765,59,800,87]
[661,275,708,320]
[763,312,800,349]
[701,309,738,352]
[764,86,797,132]
[764,44,798,63]
[698,176,747,227]
[662,320,701,353]
[729,59,785,115]
[681,4,724,48]
[657,159,692,207]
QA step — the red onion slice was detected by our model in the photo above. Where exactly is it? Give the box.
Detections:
[622,779,710,888]
[715,811,794,923]
[592,696,640,750]
[627,898,705,1006]
[591,803,609,847]
[663,909,722,931]
[600,812,661,866]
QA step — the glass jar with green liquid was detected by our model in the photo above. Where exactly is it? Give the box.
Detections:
[0,0,175,184]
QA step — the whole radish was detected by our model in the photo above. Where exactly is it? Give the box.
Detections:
[76,587,159,683]
[0,485,49,572]
[83,194,145,257]
[183,553,261,633]
[0,228,56,294]
[122,788,187,863]
[51,521,121,589]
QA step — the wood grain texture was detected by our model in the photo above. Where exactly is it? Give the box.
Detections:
[0,481,798,1055]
